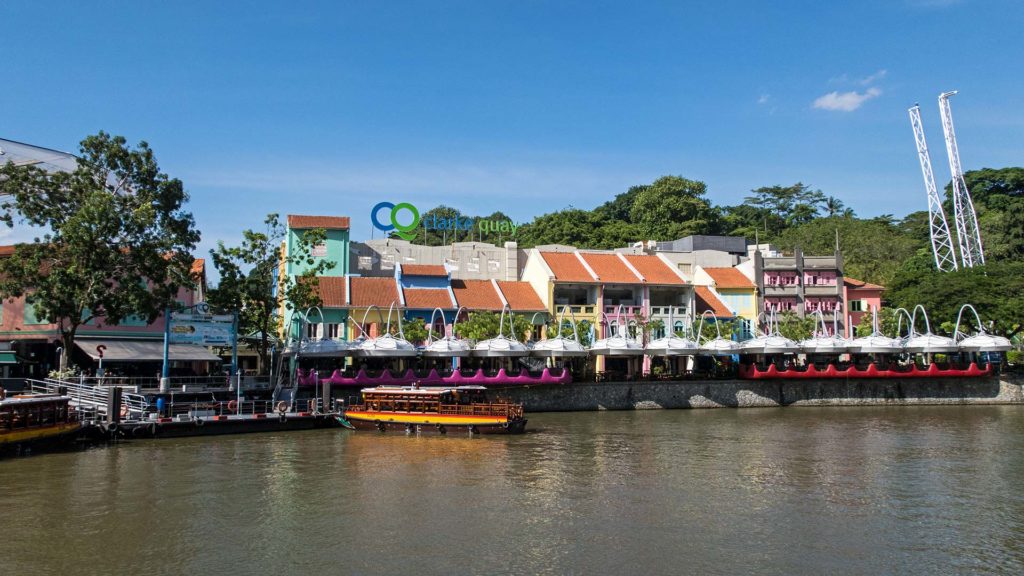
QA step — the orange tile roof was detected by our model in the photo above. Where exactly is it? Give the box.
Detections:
[0,245,15,256]
[190,258,205,276]
[402,264,447,277]
[316,276,347,307]
[540,252,596,282]
[695,286,733,317]
[451,279,504,311]
[287,215,350,230]
[349,277,400,307]
[844,277,884,290]
[403,287,454,309]
[496,281,545,311]
[704,267,754,289]
[579,253,639,283]
[623,254,686,285]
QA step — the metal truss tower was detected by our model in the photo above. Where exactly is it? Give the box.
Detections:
[908,105,958,272]
[938,91,985,268]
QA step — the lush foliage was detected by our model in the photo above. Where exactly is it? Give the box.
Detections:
[550,319,594,347]
[390,317,429,344]
[454,311,534,342]
[0,132,200,370]
[774,312,817,342]
[208,214,335,372]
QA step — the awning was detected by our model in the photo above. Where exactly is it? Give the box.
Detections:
[75,340,222,362]
[0,351,17,365]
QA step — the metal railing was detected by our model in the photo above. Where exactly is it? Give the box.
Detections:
[27,378,149,419]
[67,375,274,392]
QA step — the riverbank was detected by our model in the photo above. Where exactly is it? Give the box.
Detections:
[499,374,1024,412]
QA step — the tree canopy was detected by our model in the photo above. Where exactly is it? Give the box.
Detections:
[208,213,335,373]
[0,132,200,370]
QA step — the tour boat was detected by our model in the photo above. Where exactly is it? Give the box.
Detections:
[0,390,83,455]
[340,385,527,434]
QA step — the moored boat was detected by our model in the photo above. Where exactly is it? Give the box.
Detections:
[341,385,527,434]
[0,390,83,455]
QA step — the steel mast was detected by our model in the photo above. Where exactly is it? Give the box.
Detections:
[938,90,985,267]
[908,104,958,272]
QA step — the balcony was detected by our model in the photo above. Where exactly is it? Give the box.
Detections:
[804,284,840,297]
[763,284,799,296]
[604,305,643,317]
[565,305,596,315]
[649,305,687,318]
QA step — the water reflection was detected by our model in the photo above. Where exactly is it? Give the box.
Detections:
[1,407,1023,574]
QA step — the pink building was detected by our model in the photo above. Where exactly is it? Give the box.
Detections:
[843,277,884,336]
[0,249,207,378]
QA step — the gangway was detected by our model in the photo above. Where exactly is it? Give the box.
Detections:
[27,378,149,420]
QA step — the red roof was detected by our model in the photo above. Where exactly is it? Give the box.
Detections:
[622,254,686,285]
[287,215,350,230]
[496,281,545,311]
[579,253,639,283]
[844,277,884,290]
[349,277,399,307]
[451,279,504,311]
[0,245,15,257]
[402,264,447,277]
[402,287,454,309]
[695,286,733,317]
[704,267,754,289]
[316,276,347,307]
[540,252,596,282]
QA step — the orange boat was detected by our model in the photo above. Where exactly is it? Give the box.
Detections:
[340,385,527,435]
[0,391,83,455]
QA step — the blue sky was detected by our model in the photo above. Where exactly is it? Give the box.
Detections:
[2,0,1022,257]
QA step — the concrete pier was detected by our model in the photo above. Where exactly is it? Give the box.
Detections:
[499,374,1024,412]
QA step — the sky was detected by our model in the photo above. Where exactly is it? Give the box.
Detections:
[2,0,1022,259]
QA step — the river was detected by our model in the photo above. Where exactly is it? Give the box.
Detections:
[2,406,1024,575]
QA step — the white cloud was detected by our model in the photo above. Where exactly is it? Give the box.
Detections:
[757,93,771,105]
[813,87,882,112]
[859,69,887,85]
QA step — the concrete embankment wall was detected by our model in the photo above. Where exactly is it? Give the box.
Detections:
[501,374,1024,412]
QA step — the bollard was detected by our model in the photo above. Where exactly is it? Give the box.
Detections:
[107,386,123,424]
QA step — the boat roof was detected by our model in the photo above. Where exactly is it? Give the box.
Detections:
[360,385,488,395]
[0,393,69,406]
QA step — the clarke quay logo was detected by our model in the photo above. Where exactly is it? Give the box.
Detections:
[371,201,517,241]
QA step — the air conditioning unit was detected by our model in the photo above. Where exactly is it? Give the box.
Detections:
[646,240,657,250]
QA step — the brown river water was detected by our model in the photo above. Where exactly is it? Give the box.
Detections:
[2,406,1024,575]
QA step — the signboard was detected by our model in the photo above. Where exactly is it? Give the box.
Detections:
[168,303,236,346]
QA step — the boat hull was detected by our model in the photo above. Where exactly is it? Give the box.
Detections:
[0,422,84,456]
[344,411,527,434]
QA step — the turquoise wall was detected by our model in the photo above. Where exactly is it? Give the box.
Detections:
[286,227,349,278]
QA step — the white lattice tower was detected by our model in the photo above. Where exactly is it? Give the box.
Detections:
[938,91,985,267]
[908,105,958,272]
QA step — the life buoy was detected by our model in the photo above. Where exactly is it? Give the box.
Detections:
[276,401,287,414]
[106,423,119,435]
[227,400,238,413]
[502,421,510,429]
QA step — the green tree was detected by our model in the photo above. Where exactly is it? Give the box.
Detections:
[0,132,200,372]
[695,318,735,341]
[775,312,816,341]
[208,214,335,373]
[629,176,721,240]
[774,216,920,287]
[744,183,826,234]
[391,317,429,344]
[454,311,532,342]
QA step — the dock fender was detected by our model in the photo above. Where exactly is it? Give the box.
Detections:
[194,418,204,427]
[227,400,238,413]
[148,423,157,437]
[276,401,288,414]
[376,422,386,432]
[436,424,447,435]
[106,422,119,435]
[278,413,287,423]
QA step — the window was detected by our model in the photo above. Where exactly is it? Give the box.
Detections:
[24,302,48,325]
[326,323,340,339]
[306,323,320,339]
[673,321,684,335]
[849,300,864,312]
